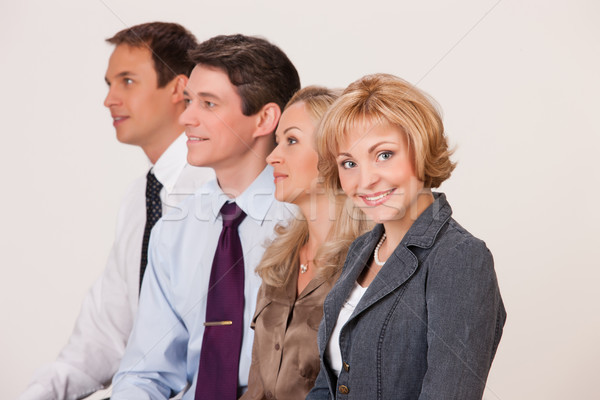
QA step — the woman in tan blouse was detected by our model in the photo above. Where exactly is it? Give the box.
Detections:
[241,86,368,400]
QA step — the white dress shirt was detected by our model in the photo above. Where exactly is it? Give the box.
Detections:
[111,166,294,400]
[19,134,214,400]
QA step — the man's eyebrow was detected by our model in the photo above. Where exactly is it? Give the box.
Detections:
[182,91,222,102]
[197,92,221,101]
[116,71,134,77]
[105,71,136,84]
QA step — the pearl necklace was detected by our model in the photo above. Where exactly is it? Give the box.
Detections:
[373,232,387,267]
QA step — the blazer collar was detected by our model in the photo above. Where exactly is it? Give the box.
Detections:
[401,192,452,249]
[323,228,379,339]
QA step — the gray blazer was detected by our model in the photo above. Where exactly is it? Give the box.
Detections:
[307,193,506,400]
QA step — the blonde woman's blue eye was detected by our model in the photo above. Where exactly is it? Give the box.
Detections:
[287,137,297,145]
[341,160,356,169]
[378,151,393,161]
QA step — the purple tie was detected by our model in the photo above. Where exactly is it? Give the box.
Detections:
[195,202,246,400]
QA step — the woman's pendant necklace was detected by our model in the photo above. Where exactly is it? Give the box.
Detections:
[300,245,314,274]
[300,262,309,274]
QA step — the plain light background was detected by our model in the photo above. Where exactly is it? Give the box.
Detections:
[1,0,598,399]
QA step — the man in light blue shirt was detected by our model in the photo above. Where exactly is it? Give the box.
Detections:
[111,34,301,399]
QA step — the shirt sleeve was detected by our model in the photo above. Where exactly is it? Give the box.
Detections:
[111,220,190,399]
[18,217,137,400]
[418,238,506,400]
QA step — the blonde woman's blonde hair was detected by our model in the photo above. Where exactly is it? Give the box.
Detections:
[317,73,456,192]
[256,86,369,287]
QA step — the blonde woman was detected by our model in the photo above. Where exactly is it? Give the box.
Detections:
[241,86,368,400]
[307,74,506,399]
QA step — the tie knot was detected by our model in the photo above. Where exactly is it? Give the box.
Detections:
[146,171,163,196]
[220,202,246,228]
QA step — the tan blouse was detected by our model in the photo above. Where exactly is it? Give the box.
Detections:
[241,268,340,400]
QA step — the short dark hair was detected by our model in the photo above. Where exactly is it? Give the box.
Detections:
[106,22,198,88]
[188,34,301,116]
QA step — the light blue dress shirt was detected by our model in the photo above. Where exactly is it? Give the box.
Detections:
[111,166,295,399]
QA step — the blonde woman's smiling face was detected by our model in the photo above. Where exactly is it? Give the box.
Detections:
[336,121,425,224]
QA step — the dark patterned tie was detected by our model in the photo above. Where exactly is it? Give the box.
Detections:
[195,202,246,400]
[139,170,163,292]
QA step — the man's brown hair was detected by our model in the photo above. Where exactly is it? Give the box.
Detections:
[188,34,301,116]
[106,22,198,87]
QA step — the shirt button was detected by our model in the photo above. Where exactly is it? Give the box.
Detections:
[274,343,280,350]
[338,385,349,394]
[343,362,350,372]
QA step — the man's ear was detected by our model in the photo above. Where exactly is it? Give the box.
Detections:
[170,75,188,104]
[252,102,282,139]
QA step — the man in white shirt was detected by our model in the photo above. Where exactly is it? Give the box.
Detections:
[19,22,213,400]
[111,34,301,399]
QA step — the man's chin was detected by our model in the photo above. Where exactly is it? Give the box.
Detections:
[187,154,211,168]
[115,130,136,146]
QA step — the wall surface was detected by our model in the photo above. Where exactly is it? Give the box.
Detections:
[2,1,599,399]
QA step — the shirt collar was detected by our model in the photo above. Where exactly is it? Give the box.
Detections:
[199,166,276,225]
[150,133,188,194]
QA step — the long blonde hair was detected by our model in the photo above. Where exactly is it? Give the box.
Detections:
[256,86,369,287]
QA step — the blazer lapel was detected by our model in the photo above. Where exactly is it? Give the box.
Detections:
[322,226,381,341]
[319,227,381,393]
[350,245,419,319]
